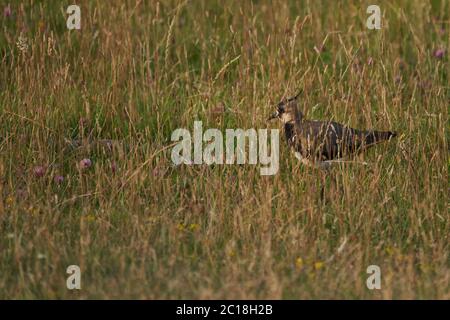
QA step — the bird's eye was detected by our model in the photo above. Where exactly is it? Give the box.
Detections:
[277,104,285,113]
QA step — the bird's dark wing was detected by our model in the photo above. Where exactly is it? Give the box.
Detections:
[296,120,396,161]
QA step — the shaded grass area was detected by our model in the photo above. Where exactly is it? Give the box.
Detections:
[0,0,448,298]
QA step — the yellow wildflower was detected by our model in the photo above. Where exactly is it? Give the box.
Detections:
[385,246,395,256]
[27,205,39,216]
[295,257,304,269]
[227,249,236,258]
[6,195,14,205]
[189,223,200,232]
[314,261,324,270]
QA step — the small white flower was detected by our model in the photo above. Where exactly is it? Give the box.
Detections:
[37,253,47,260]
[16,33,29,53]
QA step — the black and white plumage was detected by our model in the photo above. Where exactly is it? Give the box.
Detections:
[268,93,397,169]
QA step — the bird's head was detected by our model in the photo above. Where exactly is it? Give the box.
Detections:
[267,91,303,124]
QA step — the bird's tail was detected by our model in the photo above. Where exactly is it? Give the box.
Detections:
[363,130,397,146]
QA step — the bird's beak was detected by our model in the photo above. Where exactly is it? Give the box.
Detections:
[267,110,278,122]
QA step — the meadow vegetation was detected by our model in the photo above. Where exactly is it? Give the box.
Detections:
[0,0,448,298]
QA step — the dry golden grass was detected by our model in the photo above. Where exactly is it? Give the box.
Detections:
[0,0,448,299]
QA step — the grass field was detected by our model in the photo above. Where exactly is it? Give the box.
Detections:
[0,0,448,299]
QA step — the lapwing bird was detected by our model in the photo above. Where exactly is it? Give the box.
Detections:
[268,92,397,169]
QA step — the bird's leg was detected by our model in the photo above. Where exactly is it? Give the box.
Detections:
[331,172,338,199]
[319,169,327,203]
[330,168,345,200]
[320,183,325,201]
